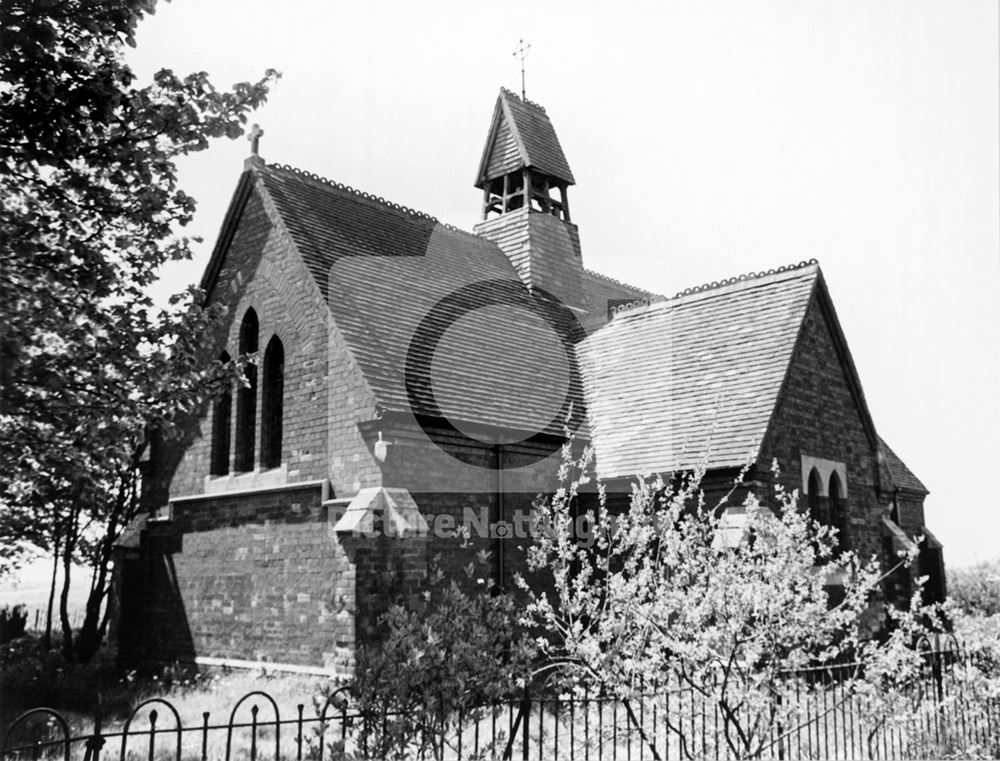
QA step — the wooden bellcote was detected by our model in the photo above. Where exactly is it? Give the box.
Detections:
[481,169,571,221]
[475,89,575,222]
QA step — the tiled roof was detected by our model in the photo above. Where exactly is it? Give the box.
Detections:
[580,268,657,328]
[256,164,587,436]
[476,89,576,186]
[578,263,820,477]
[878,436,928,494]
[583,267,655,299]
[214,165,912,489]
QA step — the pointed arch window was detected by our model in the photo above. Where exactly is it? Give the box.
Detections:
[807,468,825,526]
[209,352,233,476]
[234,309,258,472]
[828,471,849,552]
[260,336,284,469]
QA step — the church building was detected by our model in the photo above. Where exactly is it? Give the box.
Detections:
[113,89,944,676]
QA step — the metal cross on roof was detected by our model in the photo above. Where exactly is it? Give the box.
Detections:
[248,123,264,156]
[513,39,531,100]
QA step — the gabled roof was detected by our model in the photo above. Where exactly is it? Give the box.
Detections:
[203,163,594,437]
[202,162,912,493]
[475,89,575,188]
[878,436,929,494]
[578,262,824,477]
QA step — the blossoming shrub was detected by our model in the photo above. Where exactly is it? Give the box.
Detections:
[522,447,950,759]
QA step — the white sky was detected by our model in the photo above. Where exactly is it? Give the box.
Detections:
[128,1,999,566]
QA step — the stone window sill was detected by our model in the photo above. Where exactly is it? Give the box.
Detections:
[203,464,288,494]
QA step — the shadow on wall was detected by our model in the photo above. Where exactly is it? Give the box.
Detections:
[115,529,196,672]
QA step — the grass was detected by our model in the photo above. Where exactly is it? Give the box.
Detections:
[0,635,340,760]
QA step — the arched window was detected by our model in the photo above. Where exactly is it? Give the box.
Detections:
[209,352,232,476]
[807,468,825,526]
[828,471,849,551]
[234,309,258,472]
[260,336,284,469]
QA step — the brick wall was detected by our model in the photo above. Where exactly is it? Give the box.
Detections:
[145,177,383,509]
[125,173,389,675]
[119,483,361,672]
[759,292,886,563]
[894,492,926,537]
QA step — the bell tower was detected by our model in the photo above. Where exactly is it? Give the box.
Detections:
[473,89,586,312]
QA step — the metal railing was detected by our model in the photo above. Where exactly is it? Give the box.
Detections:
[2,644,997,760]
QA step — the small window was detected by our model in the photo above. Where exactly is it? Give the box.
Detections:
[209,352,232,475]
[234,309,258,472]
[260,336,284,469]
[807,468,825,525]
[828,471,849,551]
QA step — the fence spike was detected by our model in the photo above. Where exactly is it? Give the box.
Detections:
[201,712,210,761]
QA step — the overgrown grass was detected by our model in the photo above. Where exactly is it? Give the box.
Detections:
[1,635,334,750]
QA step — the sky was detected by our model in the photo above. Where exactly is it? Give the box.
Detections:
[124,1,999,566]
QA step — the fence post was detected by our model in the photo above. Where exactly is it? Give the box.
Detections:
[201,712,210,761]
[522,687,530,761]
[775,690,784,761]
[296,704,304,761]
[82,695,105,761]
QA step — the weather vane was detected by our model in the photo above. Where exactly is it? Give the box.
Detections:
[513,39,531,100]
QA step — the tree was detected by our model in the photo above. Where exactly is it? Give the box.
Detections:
[522,446,945,759]
[948,558,1000,618]
[0,0,277,661]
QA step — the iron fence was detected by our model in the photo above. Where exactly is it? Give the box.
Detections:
[2,644,997,760]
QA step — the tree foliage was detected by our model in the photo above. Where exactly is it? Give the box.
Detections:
[0,0,277,661]
[948,559,1000,618]
[521,447,946,759]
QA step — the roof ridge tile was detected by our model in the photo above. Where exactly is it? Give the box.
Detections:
[267,162,474,236]
[499,86,546,112]
[584,267,657,297]
[673,259,818,300]
[608,259,820,320]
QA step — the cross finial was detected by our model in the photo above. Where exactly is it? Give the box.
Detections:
[248,123,264,156]
[513,39,531,100]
